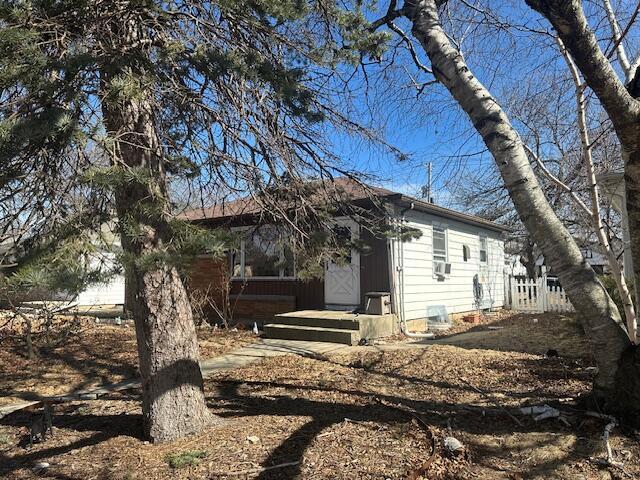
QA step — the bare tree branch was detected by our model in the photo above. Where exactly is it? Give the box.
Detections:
[526,0,640,135]
[602,0,631,76]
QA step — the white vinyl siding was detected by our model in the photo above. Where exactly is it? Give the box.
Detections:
[396,209,505,319]
[75,224,126,306]
[76,251,125,306]
[76,273,126,306]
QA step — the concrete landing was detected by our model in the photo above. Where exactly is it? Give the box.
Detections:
[266,310,397,345]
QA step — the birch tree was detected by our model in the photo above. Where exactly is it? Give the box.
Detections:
[550,37,636,341]
[368,0,638,415]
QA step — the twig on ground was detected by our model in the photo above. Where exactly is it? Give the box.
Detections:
[585,411,625,469]
[343,417,372,427]
[459,377,524,426]
[371,397,438,479]
[211,461,299,476]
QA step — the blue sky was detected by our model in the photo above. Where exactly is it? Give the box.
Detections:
[323,2,537,207]
[329,0,638,209]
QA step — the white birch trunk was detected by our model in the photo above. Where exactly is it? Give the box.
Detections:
[557,38,637,343]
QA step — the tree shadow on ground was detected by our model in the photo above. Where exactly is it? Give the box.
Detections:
[0,408,143,477]
[207,372,607,480]
[326,348,586,403]
[0,358,210,476]
[0,338,616,480]
[422,313,592,361]
[0,332,139,403]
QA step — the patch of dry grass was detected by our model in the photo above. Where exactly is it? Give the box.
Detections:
[0,321,255,405]
[2,313,637,480]
[432,312,592,359]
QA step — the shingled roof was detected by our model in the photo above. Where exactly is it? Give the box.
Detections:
[181,177,507,232]
[181,177,399,221]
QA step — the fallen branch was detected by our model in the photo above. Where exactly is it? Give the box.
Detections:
[584,411,625,469]
[211,461,299,476]
[459,377,524,426]
[372,397,437,479]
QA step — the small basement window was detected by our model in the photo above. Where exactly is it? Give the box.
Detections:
[462,245,470,262]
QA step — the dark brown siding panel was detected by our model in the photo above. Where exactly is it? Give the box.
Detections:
[229,294,296,325]
[359,230,390,306]
[230,279,324,310]
[187,256,226,304]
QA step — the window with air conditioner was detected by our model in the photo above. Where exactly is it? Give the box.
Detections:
[433,225,449,278]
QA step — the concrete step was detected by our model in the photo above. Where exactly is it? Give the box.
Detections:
[273,313,360,330]
[264,323,361,345]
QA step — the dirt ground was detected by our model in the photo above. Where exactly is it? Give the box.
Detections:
[431,311,591,358]
[1,311,639,480]
[380,311,589,359]
[0,318,256,405]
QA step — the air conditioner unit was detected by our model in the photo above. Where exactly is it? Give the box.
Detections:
[434,261,451,277]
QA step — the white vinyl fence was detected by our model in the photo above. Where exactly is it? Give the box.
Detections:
[507,270,574,313]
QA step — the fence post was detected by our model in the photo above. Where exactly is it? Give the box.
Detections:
[539,266,548,312]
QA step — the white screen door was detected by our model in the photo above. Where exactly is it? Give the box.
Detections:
[324,218,360,308]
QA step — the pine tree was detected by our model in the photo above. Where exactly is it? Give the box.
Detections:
[0,0,389,441]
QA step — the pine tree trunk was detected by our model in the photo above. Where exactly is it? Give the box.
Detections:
[99,18,219,443]
[404,0,633,404]
[124,252,218,442]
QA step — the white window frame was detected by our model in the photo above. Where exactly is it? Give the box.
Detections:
[230,225,297,281]
[479,235,488,264]
[432,223,448,278]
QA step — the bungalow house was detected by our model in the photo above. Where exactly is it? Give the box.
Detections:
[68,178,507,341]
[185,178,508,340]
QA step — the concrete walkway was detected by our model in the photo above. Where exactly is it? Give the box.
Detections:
[0,336,446,419]
[0,338,355,419]
[200,338,352,374]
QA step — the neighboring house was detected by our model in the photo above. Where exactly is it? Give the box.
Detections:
[1,223,126,309]
[506,247,610,278]
[75,263,126,306]
[74,223,127,308]
[185,178,508,328]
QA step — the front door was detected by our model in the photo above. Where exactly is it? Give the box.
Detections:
[324,218,360,308]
